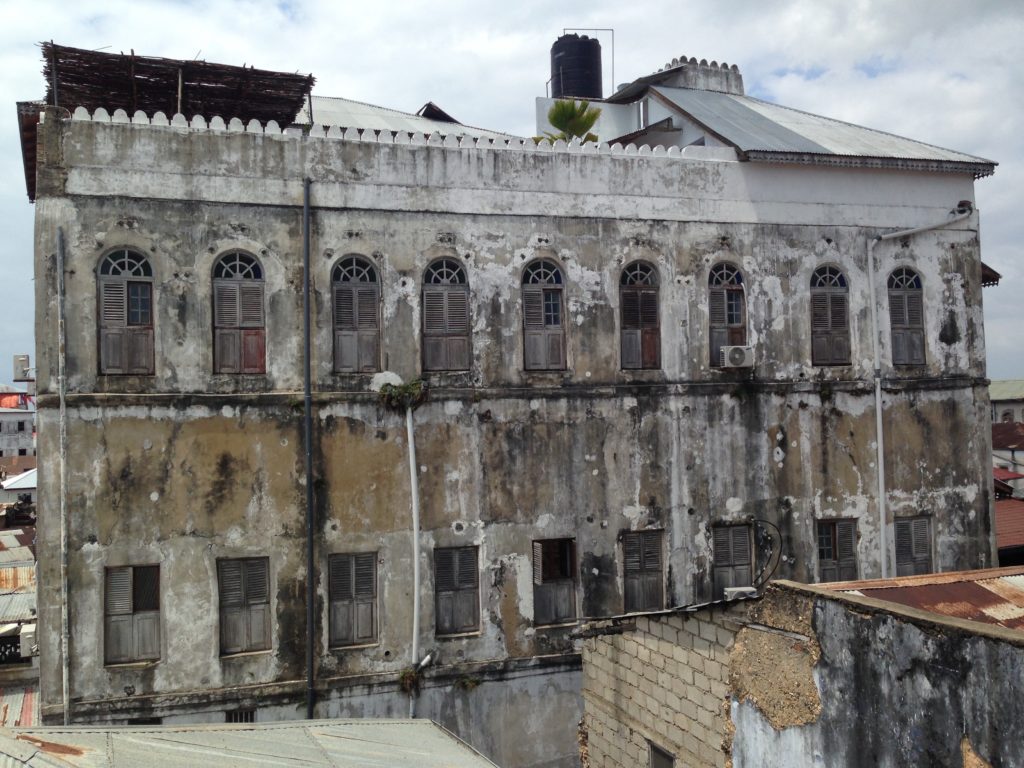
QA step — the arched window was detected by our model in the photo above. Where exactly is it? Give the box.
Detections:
[97,249,154,375]
[810,266,850,366]
[213,251,265,374]
[708,262,746,367]
[620,261,660,370]
[522,259,566,371]
[888,267,924,365]
[332,255,380,373]
[422,258,470,371]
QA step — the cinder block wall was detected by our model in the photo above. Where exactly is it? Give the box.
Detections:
[581,608,742,768]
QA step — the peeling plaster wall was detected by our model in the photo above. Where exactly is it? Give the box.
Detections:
[32,114,995,766]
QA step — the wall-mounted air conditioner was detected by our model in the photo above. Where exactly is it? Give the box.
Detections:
[721,345,755,368]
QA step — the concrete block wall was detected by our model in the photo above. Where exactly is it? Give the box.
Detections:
[582,608,742,768]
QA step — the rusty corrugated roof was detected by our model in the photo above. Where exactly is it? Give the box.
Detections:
[994,467,1024,482]
[0,567,35,592]
[823,566,1024,633]
[996,499,1024,551]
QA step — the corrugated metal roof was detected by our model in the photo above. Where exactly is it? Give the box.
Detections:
[991,380,1024,402]
[0,685,37,728]
[650,85,994,171]
[0,720,496,767]
[0,531,33,553]
[1,472,35,492]
[994,467,1024,482]
[0,567,35,592]
[825,565,1024,633]
[0,551,34,568]
[0,593,34,624]
[993,422,1024,451]
[295,95,518,140]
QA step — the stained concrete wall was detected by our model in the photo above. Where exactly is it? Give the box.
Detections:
[32,110,995,766]
[582,583,1024,768]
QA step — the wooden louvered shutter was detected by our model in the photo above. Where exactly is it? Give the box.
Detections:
[244,559,270,651]
[830,292,850,364]
[422,287,447,371]
[329,554,354,645]
[99,280,127,374]
[356,286,380,372]
[889,291,909,365]
[445,288,470,370]
[623,532,642,612]
[238,283,266,374]
[435,549,457,634]
[214,282,241,373]
[906,292,925,365]
[640,531,663,610]
[219,560,245,654]
[713,525,752,598]
[894,520,913,576]
[105,568,133,663]
[836,521,857,581]
[334,285,357,372]
[132,565,160,660]
[640,290,660,369]
[353,553,377,643]
[709,288,728,366]
[533,541,545,586]
[523,286,547,370]
[811,291,831,365]
[911,518,932,574]
[621,289,642,369]
[545,289,566,370]
[454,547,479,633]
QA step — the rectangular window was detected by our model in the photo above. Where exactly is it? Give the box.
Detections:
[328,552,377,646]
[895,517,932,576]
[713,524,753,599]
[17,449,26,457]
[650,742,675,768]
[623,530,664,612]
[218,558,271,655]
[105,565,160,664]
[17,422,25,433]
[434,546,479,635]
[225,709,256,724]
[533,539,577,625]
[127,282,152,326]
[817,520,857,582]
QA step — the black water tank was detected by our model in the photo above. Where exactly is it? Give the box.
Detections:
[551,34,602,99]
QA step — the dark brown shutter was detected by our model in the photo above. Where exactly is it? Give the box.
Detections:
[906,293,925,364]
[356,286,381,372]
[240,330,266,374]
[423,287,448,371]
[456,547,477,589]
[244,559,269,604]
[104,568,133,663]
[219,560,244,606]
[523,286,546,370]
[99,280,127,374]
[621,288,642,369]
[533,541,544,586]
[895,519,914,576]
[133,566,160,611]
[836,521,857,580]
[329,554,353,645]
[215,330,241,373]
[709,288,728,367]
[911,517,932,573]
[446,288,470,370]
[330,554,353,601]
[334,285,357,372]
[435,549,456,592]
[214,283,240,328]
[640,290,660,368]
[353,552,377,643]
[238,284,264,327]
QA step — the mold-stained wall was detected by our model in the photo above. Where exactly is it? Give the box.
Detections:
[32,108,995,767]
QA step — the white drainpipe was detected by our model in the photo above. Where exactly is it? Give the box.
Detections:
[866,202,974,578]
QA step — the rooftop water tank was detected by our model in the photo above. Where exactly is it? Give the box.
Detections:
[551,34,602,100]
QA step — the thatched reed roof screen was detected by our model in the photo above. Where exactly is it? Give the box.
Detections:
[41,42,315,125]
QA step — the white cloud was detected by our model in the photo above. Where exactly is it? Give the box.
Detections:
[1,0,1021,381]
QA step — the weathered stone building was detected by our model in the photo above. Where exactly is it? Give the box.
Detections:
[23,44,997,768]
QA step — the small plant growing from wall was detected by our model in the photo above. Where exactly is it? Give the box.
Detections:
[378,379,427,411]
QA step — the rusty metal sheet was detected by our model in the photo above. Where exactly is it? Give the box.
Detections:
[0,567,35,592]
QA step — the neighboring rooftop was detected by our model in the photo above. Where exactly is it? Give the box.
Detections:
[995,467,1024,482]
[996,499,1024,551]
[0,719,496,767]
[993,422,1024,451]
[991,380,1024,402]
[0,472,35,494]
[295,95,517,140]
[823,566,1024,633]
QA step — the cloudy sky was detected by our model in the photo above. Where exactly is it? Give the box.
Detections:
[1,0,1021,388]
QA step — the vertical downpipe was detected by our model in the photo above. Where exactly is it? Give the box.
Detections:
[56,227,70,724]
[302,178,315,719]
[406,405,421,718]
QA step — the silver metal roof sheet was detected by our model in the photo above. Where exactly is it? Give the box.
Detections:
[991,380,1024,402]
[296,95,517,140]
[652,85,994,167]
[0,472,35,493]
[0,685,37,728]
[0,719,497,767]
[0,594,34,624]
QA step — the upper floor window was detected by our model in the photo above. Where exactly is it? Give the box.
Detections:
[434,546,479,636]
[894,516,932,576]
[810,266,850,366]
[328,552,378,647]
[422,259,470,371]
[333,256,380,373]
[888,267,925,366]
[213,252,265,374]
[98,249,154,375]
[712,523,752,599]
[218,557,271,655]
[620,262,660,370]
[708,263,746,367]
[533,538,577,625]
[105,565,160,664]
[817,519,857,582]
[623,530,663,612]
[522,259,566,371]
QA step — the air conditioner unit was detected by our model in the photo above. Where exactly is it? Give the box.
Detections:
[721,345,755,368]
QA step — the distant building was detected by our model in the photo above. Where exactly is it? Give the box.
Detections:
[0,468,36,505]
[991,379,1024,423]
[0,408,35,465]
[579,569,1024,768]
[993,421,1024,497]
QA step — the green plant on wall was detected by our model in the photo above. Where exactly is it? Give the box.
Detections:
[538,99,602,144]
